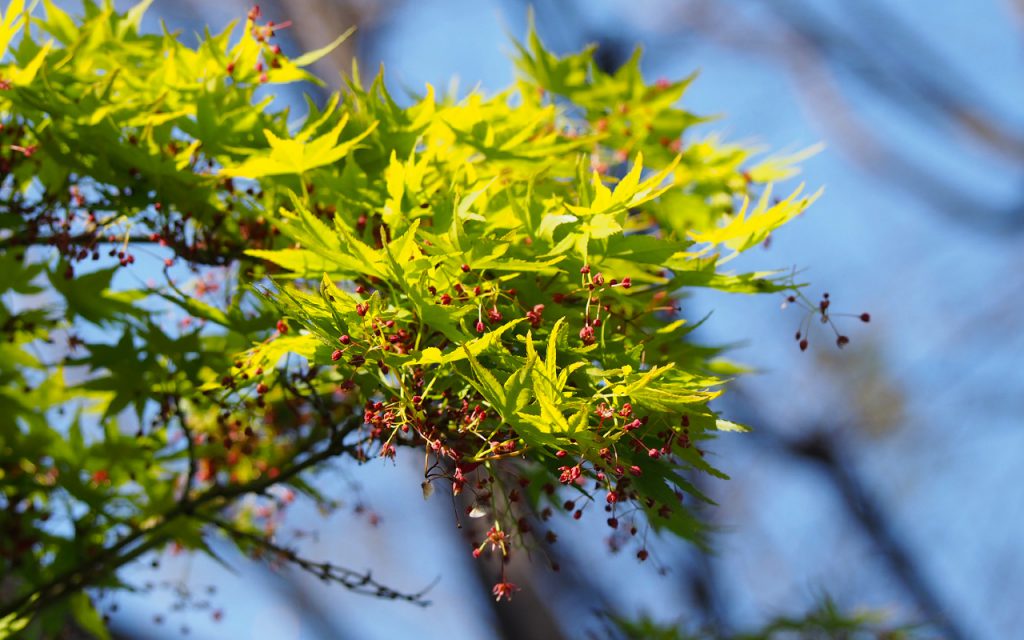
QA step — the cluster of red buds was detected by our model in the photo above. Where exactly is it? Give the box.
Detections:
[224,5,293,83]
[573,264,637,345]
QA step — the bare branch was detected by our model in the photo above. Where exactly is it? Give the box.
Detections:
[200,514,434,606]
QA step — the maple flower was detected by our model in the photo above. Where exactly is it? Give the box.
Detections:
[486,526,508,553]
[492,581,519,602]
[558,464,582,484]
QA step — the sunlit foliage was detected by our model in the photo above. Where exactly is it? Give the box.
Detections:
[0,1,842,635]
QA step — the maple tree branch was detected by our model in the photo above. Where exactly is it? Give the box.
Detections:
[199,513,433,605]
[0,417,363,621]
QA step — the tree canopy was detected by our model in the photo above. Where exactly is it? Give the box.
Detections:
[0,2,869,637]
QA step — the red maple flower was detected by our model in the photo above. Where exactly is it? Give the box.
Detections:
[492,581,519,602]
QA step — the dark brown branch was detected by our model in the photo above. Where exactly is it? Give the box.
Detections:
[0,232,249,266]
[199,514,433,606]
[175,403,198,507]
[0,416,362,621]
